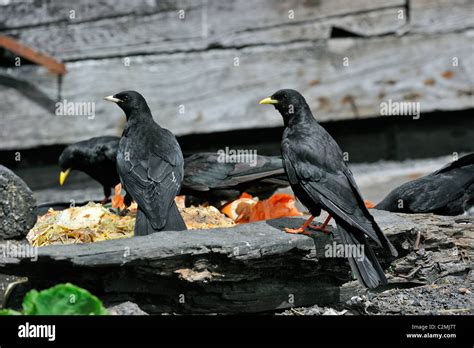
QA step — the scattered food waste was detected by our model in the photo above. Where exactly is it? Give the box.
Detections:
[222,192,302,223]
[180,205,235,229]
[27,203,135,246]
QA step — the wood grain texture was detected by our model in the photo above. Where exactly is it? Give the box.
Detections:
[409,0,474,34]
[0,0,473,149]
[0,0,191,29]
[1,31,472,149]
[1,0,407,61]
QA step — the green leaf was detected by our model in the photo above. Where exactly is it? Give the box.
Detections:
[22,289,39,314]
[0,308,22,315]
[22,283,108,315]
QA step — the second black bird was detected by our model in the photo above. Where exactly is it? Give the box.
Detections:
[104,91,187,235]
[260,89,398,289]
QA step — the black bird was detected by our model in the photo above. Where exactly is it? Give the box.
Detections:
[58,138,289,206]
[104,91,187,235]
[58,136,120,202]
[182,152,289,206]
[260,89,397,289]
[375,153,474,216]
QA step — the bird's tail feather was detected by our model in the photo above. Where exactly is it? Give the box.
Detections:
[135,202,187,236]
[135,207,156,236]
[336,224,388,289]
[163,201,187,231]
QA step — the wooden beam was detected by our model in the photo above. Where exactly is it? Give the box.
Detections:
[0,35,66,75]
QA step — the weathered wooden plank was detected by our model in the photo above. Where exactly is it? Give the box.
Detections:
[0,0,404,30]
[0,85,122,150]
[1,31,472,150]
[1,1,407,60]
[0,0,193,29]
[0,35,66,75]
[410,0,474,34]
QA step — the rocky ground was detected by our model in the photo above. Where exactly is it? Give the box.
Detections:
[1,156,472,315]
[279,275,473,316]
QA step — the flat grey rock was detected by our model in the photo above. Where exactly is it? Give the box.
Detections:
[107,301,148,315]
[0,165,37,240]
[0,210,471,314]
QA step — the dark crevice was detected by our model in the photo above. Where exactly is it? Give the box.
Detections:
[2,109,472,172]
[233,5,405,35]
[406,0,411,22]
[0,47,35,67]
[330,27,363,38]
[61,39,322,63]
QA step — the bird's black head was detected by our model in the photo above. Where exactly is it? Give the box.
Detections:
[104,90,151,119]
[259,89,311,125]
[58,145,79,186]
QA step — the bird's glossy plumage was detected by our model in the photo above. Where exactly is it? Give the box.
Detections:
[376,153,474,215]
[109,90,186,235]
[58,136,120,199]
[59,139,289,206]
[181,152,288,205]
[264,89,397,288]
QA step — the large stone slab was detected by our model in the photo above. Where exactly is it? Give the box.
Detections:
[1,210,471,313]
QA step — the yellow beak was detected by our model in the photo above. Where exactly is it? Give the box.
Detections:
[259,97,279,105]
[59,168,71,186]
[103,95,122,103]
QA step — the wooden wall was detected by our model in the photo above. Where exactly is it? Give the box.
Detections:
[0,0,472,149]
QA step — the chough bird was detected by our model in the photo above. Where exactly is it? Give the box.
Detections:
[104,90,187,235]
[58,136,120,203]
[181,152,289,206]
[260,89,398,289]
[375,153,474,216]
[58,138,289,206]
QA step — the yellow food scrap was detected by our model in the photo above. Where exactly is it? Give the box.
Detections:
[27,202,134,246]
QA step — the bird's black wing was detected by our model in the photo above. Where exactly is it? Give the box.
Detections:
[434,153,474,174]
[396,170,472,212]
[100,137,120,163]
[118,129,183,230]
[219,155,285,187]
[183,153,286,190]
[284,132,396,255]
[377,153,474,213]
[183,154,233,191]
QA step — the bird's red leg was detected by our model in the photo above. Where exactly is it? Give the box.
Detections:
[285,215,314,235]
[308,215,332,234]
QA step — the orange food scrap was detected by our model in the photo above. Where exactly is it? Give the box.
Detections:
[364,200,375,209]
[221,194,256,221]
[111,184,125,209]
[175,195,186,209]
[222,193,302,223]
[111,183,138,212]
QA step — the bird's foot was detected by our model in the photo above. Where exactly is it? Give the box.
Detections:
[100,196,110,205]
[308,215,333,235]
[284,227,312,236]
[308,224,332,234]
[118,208,130,217]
